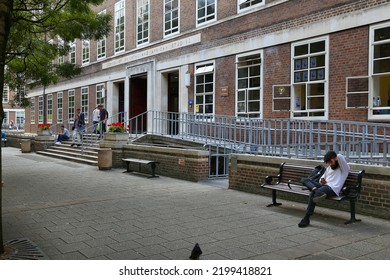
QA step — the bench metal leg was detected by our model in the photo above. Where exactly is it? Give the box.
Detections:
[123,162,131,173]
[267,190,282,207]
[149,162,158,178]
[345,200,361,224]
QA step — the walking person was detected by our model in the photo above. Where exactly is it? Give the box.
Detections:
[71,115,82,147]
[298,151,350,228]
[92,106,100,133]
[98,104,108,138]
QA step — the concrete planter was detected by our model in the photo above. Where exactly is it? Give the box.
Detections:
[103,132,129,142]
[37,130,51,136]
[20,139,31,153]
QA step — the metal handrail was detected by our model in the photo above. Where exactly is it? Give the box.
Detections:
[79,111,128,152]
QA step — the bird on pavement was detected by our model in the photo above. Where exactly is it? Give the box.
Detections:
[189,243,202,260]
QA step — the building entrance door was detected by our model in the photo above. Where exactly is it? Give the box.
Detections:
[130,74,147,133]
[167,72,179,135]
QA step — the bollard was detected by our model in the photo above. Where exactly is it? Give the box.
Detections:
[98,148,112,170]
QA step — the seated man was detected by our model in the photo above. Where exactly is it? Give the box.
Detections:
[56,125,70,144]
[298,151,350,228]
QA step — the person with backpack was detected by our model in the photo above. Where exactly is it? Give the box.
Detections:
[298,151,350,228]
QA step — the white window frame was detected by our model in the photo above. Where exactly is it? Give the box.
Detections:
[81,87,89,124]
[57,37,64,65]
[47,94,53,124]
[137,0,150,46]
[368,22,390,120]
[114,0,125,53]
[97,10,107,60]
[235,51,263,118]
[238,0,264,13]
[291,36,329,120]
[2,84,9,103]
[68,89,75,121]
[82,40,90,65]
[57,92,63,123]
[164,0,180,37]
[69,42,76,64]
[197,0,216,26]
[96,84,105,106]
[194,61,215,116]
[38,96,44,123]
[30,98,35,124]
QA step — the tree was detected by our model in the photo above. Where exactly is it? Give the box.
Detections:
[0,0,111,256]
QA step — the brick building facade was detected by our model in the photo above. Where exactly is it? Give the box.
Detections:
[25,0,390,133]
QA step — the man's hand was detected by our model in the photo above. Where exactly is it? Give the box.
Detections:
[320,178,327,185]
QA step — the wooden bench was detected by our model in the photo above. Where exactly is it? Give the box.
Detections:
[261,162,365,224]
[1,138,6,147]
[122,158,159,178]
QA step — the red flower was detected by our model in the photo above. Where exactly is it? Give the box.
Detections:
[38,124,51,130]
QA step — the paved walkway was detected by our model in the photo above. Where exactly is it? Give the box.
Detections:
[2,147,390,260]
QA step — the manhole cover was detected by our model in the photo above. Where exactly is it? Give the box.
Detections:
[3,238,49,260]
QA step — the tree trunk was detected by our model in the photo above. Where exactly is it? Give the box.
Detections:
[0,0,13,255]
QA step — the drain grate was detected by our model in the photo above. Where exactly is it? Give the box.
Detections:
[3,238,49,260]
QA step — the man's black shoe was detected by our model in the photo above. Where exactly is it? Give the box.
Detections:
[298,215,310,228]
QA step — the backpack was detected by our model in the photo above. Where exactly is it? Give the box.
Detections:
[300,165,326,190]
[307,165,326,182]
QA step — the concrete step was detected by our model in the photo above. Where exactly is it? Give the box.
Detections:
[44,147,98,161]
[36,150,98,166]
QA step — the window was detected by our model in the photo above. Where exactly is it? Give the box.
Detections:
[16,111,25,128]
[96,84,105,106]
[47,94,53,123]
[2,112,8,127]
[81,87,89,123]
[197,0,216,26]
[2,84,9,103]
[57,92,63,123]
[195,62,215,115]
[164,0,179,36]
[69,42,76,64]
[97,10,107,59]
[68,90,75,120]
[291,37,328,118]
[238,0,264,12]
[370,23,390,117]
[38,96,43,123]
[58,37,64,65]
[236,53,262,118]
[137,0,149,45]
[115,0,125,53]
[30,98,35,124]
[82,40,90,65]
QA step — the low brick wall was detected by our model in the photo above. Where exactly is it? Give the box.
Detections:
[123,144,209,182]
[229,154,390,220]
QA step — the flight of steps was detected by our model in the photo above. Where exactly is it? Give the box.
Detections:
[36,133,101,166]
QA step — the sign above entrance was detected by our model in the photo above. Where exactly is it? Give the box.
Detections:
[102,34,202,70]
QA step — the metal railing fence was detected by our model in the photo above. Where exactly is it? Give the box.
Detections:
[126,111,390,166]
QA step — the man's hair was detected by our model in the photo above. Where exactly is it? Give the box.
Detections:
[324,151,337,163]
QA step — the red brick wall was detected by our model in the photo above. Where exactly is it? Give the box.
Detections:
[329,27,369,121]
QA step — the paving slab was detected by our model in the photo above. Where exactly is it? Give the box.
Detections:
[2,146,390,260]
